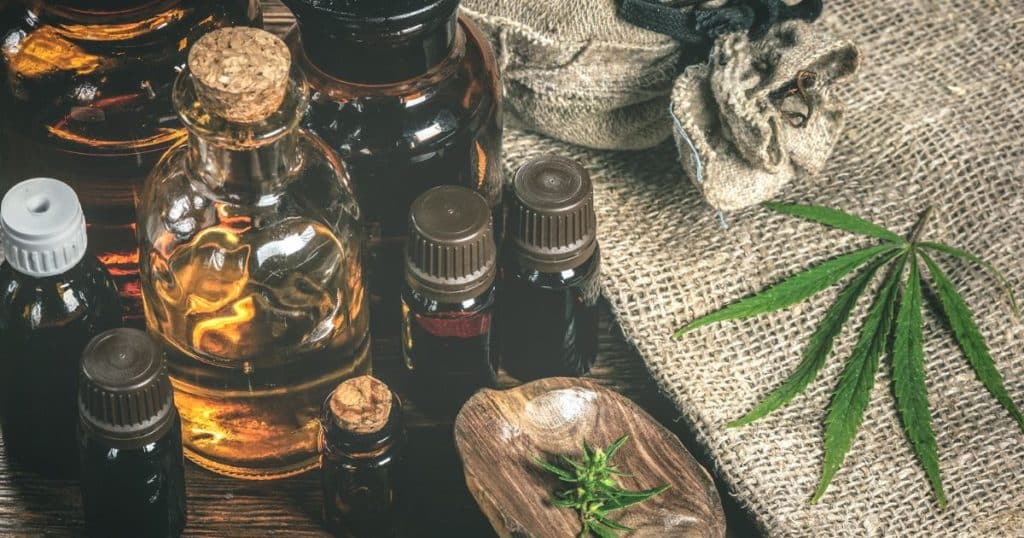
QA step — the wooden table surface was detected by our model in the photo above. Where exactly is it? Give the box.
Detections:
[0,3,761,536]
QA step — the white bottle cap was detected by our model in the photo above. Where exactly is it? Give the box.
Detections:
[1,178,88,278]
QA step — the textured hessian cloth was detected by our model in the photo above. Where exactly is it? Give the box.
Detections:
[503,1,1023,535]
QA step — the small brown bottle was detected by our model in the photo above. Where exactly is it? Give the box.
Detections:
[321,376,405,538]
[283,0,503,327]
[501,156,601,381]
[403,186,498,414]
[78,328,186,538]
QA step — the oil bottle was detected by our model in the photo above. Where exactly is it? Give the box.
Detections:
[0,177,122,478]
[283,0,503,327]
[137,28,370,480]
[0,0,261,324]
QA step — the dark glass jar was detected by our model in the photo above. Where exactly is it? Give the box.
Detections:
[0,178,122,478]
[283,0,503,327]
[321,376,405,538]
[402,186,498,414]
[78,328,186,538]
[501,156,601,380]
[0,0,261,325]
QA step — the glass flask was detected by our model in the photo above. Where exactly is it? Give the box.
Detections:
[137,28,370,480]
[0,0,261,324]
[283,0,503,327]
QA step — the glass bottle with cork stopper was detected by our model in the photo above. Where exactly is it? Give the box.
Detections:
[78,328,186,538]
[0,177,122,478]
[500,156,601,381]
[0,1,260,325]
[402,185,499,414]
[282,0,503,329]
[137,27,370,480]
[321,376,406,538]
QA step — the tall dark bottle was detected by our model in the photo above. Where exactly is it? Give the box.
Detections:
[0,177,122,478]
[0,1,261,324]
[501,156,601,381]
[283,0,503,325]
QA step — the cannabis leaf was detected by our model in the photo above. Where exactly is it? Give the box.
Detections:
[535,435,670,538]
[675,204,1021,505]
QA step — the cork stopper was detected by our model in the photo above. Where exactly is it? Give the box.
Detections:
[188,27,291,123]
[328,376,394,435]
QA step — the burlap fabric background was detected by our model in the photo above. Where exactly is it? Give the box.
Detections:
[502,1,1023,535]
[462,0,681,150]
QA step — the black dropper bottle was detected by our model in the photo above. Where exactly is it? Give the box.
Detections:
[501,156,602,380]
[78,328,186,538]
[0,177,122,478]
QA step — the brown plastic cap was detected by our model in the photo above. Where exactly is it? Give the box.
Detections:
[406,186,497,302]
[188,27,291,123]
[78,329,176,449]
[328,376,394,435]
[509,156,598,272]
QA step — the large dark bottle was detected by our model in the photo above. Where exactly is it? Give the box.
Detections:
[0,177,122,478]
[0,0,261,324]
[283,0,503,326]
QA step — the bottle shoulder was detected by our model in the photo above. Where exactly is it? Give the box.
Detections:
[0,1,259,152]
[501,247,601,289]
[294,18,501,150]
[0,257,121,332]
[139,133,360,241]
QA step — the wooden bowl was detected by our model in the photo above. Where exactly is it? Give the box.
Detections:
[454,378,726,537]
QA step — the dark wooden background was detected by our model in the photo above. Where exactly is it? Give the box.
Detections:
[0,2,760,536]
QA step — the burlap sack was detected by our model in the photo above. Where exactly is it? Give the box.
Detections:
[501,1,1024,535]
[673,21,860,211]
[461,0,682,150]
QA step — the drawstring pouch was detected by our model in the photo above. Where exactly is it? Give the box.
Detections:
[670,20,860,211]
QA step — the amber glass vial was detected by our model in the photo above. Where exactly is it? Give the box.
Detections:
[137,28,370,479]
[0,178,122,478]
[283,0,503,326]
[402,186,498,414]
[501,156,601,380]
[321,376,406,538]
[78,329,186,538]
[0,1,260,324]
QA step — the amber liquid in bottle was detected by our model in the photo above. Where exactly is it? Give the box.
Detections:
[138,34,371,479]
[0,1,261,324]
[285,0,503,327]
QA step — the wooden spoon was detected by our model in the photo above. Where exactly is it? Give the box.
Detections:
[454,377,726,537]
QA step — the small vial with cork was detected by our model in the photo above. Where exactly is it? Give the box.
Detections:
[501,156,601,381]
[78,328,186,538]
[321,376,406,538]
[0,177,122,478]
[402,186,499,413]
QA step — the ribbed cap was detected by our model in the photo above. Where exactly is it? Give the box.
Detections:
[406,186,496,302]
[283,0,458,32]
[1,178,87,278]
[78,329,177,449]
[509,156,598,272]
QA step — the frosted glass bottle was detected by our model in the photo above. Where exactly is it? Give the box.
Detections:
[137,28,370,479]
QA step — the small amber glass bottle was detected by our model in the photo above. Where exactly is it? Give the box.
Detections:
[501,156,601,381]
[0,0,260,324]
[321,376,405,538]
[403,186,498,413]
[78,328,186,538]
[138,28,370,480]
[283,0,503,327]
[0,177,122,478]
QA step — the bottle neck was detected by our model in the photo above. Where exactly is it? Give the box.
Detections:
[296,14,459,84]
[186,131,299,203]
